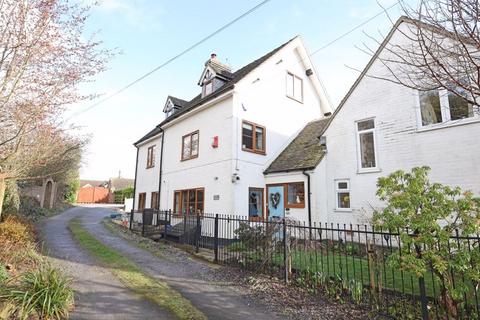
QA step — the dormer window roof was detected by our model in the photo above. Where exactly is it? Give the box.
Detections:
[163,96,187,118]
[198,53,233,98]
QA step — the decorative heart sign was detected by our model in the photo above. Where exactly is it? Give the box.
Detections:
[270,192,281,209]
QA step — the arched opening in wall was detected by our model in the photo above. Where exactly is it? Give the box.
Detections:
[44,181,53,209]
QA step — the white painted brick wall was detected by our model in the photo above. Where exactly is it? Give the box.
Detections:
[320,23,480,225]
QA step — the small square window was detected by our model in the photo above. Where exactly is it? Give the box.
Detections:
[335,180,350,210]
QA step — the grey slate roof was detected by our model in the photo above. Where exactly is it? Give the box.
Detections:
[264,118,331,174]
[134,37,297,146]
[168,96,188,108]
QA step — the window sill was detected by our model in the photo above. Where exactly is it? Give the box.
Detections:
[416,116,480,133]
[285,204,305,209]
[242,148,266,156]
[335,208,352,212]
[286,94,303,104]
[181,155,199,162]
[357,167,381,174]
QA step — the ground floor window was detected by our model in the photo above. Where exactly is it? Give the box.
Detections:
[151,192,159,209]
[138,192,146,211]
[173,188,204,214]
[248,188,264,220]
[286,182,305,208]
[335,180,350,210]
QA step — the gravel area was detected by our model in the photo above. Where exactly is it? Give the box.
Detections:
[105,209,375,320]
[37,206,175,320]
[76,205,291,320]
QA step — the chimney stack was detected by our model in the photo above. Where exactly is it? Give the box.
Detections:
[210,53,217,60]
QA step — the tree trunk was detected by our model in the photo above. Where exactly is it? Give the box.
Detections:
[0,177,6,221]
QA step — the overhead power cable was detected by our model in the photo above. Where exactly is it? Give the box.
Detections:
[65,0,272,121]
[67,0,399,121]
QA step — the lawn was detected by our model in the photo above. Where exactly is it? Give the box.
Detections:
[228,244,444,298]
[68,218,206,320]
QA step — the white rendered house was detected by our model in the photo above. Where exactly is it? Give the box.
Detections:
[264,17,480,226]
[133,36,332,223]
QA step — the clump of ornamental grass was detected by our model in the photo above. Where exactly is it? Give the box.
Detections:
[0,265,74,320]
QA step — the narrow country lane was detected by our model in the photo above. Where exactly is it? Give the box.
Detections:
[38,206,176,320]
[42,205,290,320]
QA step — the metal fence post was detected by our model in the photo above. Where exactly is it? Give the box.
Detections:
[141,210,145,237]
[419,277,429,320]
[214,214,219,263]
[195,212,201,253]
[183,213,187,244]
[283,219,288,283]
[129,210,133,230]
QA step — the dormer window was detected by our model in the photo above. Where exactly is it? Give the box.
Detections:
[198,53,233,98]
[203,81,213,96]
[163,96,187,119]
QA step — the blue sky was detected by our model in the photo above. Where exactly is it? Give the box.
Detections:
[68,0,408,180]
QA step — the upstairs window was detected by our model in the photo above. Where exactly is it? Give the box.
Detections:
[335,180,351,210]
[242,121,265,154]
[146,145,156,168]
[286,72,303,102]
[419,88,476,127]
[356,119,377,171]
[182,131,199,161]
[202,81,213,97]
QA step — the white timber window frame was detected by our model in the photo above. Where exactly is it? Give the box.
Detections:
[286,71,303,103]
[355,118,379,173]
[335,179,351,211]
[416,88,480,131]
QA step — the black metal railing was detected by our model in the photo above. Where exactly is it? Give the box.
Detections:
[129,210,480,319]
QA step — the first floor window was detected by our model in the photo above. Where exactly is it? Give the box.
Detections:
[419,90,442,125]
[138,192,146,211]
[146,145,156,168]
[448,89,474,120]
[173,188,204,214]
[248,188,264,220]
[182,131,199,160]
[286,72,303,102]
[335,180,350,210]
[151,192,159,209]
[356,119,377,170]
[286,182,305,208]
[419,87,477,127]
[242,120,266,154]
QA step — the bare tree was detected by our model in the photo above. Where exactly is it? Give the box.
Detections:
[364,0,479,117]
[0,0,112,218]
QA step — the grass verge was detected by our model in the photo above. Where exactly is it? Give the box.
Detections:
[102,219,170,261]
[68,218,206,320]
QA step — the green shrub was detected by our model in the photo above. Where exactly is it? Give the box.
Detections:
[373,166,480,318]
[0,265,74,320]
[19,196,49,218]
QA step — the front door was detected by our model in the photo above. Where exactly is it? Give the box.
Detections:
[267,185,284,220]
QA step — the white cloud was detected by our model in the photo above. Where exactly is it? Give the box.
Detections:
[95,0,164,31]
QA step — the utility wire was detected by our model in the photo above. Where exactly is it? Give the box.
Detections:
[65,0,272,121]
[68,0,399,121]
